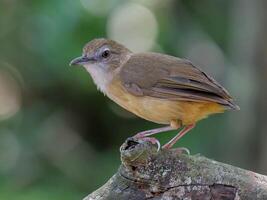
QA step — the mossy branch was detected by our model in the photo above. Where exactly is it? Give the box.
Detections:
[83,138,267,200]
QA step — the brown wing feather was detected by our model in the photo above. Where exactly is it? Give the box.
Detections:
[120,52,239,110]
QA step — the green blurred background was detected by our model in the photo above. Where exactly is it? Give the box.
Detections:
[1,0,267,199]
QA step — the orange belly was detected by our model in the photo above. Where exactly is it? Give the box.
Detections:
[106,79,225,125]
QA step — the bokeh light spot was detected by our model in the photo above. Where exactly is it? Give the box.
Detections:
[80,0,117,17]
[107,3,158,52]
[0,64,22,120]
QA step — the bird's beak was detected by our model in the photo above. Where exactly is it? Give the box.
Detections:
[69,55,94,66]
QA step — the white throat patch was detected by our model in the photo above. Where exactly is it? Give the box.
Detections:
[84,64,112,94]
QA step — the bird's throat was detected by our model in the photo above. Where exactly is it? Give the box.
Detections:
[83,64,110,94]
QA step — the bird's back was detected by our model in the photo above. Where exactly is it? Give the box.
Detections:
[119,52,239,110]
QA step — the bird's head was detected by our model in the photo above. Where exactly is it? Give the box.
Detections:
[70,38,132,71]
[70,38,132,93]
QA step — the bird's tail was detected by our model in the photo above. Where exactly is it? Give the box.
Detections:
[225,99,240,110]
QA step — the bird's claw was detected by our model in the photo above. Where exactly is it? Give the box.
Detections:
[134,136,161,152]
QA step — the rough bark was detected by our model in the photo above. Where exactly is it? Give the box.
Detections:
[84,138,267,200]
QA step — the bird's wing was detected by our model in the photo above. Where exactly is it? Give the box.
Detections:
[119,52,239,110]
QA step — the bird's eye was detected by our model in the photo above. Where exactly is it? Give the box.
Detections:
[101,49,110,58]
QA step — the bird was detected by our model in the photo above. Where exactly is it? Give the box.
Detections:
[70,38,239,150]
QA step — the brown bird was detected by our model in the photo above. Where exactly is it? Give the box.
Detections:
[70,38,239,149]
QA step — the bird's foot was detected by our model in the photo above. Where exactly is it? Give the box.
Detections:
[134,136,161,152]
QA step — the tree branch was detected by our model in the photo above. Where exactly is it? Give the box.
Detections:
[84,138,267,200]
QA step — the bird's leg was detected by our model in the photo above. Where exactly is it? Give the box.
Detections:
[134,126,175,138]
[162,124,195,149]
